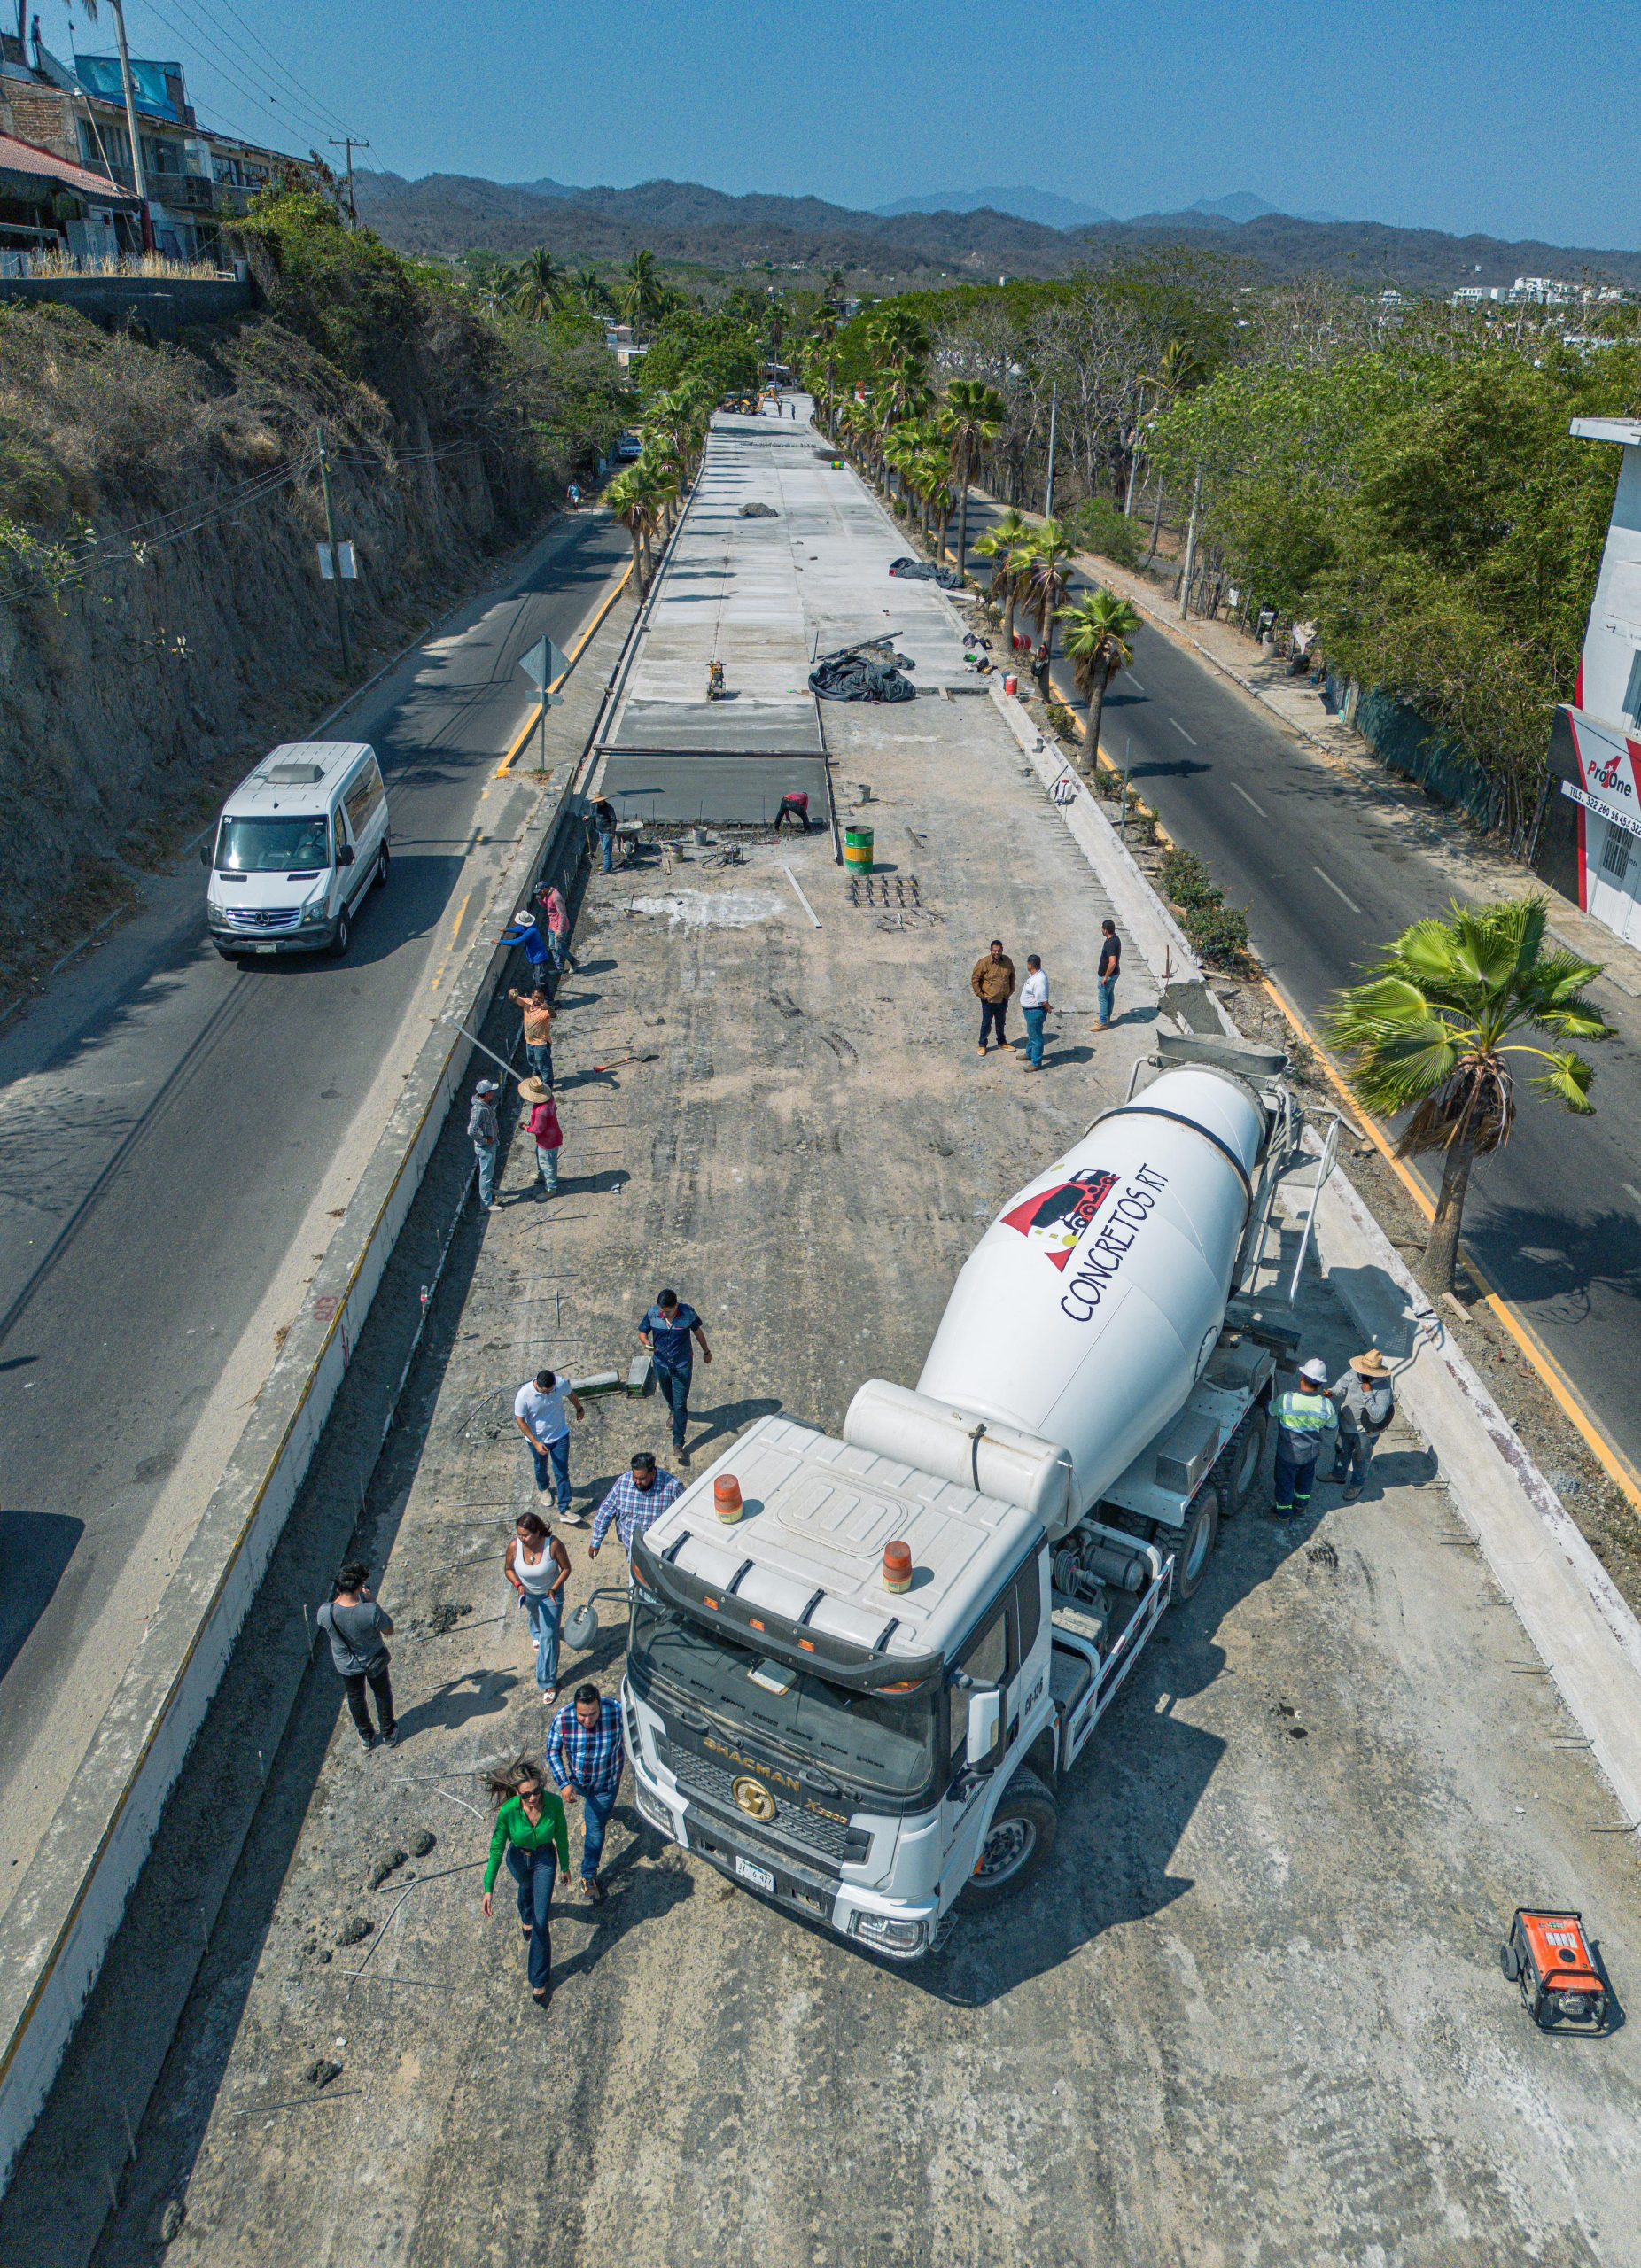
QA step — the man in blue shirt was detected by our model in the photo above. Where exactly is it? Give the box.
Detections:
[546,1682,625,1901]
[501,907,551,983]
[638,1287,711,1464]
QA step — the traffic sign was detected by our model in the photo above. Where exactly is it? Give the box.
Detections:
[518,636,568,703]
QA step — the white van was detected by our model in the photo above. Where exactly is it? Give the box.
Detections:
[203,741,389,959]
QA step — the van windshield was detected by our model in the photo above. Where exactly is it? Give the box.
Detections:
[215,815,331,873]
[627,1598,941,1800]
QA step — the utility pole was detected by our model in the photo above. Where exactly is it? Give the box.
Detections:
[316,423,352,679]
[328,137,368,228]
[98,0,153,251]
[1043,381,1059,521]
[1178,468,1202,621]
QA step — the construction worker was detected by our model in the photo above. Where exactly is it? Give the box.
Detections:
[1272,1356,1337,1519]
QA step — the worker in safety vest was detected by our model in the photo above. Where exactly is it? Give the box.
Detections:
[1272,1356,1337,1519]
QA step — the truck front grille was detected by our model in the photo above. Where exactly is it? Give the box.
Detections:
[657,1741,868,1868]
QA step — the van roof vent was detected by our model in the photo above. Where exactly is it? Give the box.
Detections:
[265,761,327,785]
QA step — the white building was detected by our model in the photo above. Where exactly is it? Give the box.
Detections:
[1536,418,1641,943]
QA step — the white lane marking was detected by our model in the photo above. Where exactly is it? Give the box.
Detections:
[1623,1182,1641,1211]
[1233,783,1268,817]
[1125,675,1145,694]
[1170,718,1197,745]
[1314,866,1364,914]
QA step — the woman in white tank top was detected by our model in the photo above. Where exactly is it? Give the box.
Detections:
[506,1513,571,1704]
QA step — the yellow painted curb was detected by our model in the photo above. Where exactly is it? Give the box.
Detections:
[1257,969,1641,1518]
[495,559,634,778]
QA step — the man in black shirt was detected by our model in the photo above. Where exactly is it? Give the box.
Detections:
[1096,920,1121,1030]
[593,796,618,874]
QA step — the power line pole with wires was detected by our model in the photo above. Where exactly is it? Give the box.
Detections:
[328,136,368,227]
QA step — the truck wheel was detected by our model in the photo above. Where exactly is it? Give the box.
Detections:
[960,1769,1058,1907]
[1216,1410,1267,1517]
[330,909,350,959]
[1170,1487,1220,1604]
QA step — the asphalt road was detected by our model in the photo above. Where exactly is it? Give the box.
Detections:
[962,495,1641,1479]
[0,510,629,1897]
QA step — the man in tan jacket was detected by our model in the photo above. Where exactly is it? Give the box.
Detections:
[971,938,1016,1056]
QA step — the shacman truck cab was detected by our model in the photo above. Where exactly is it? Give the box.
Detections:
[204,741,389,960]
[625,1034,1339,1957]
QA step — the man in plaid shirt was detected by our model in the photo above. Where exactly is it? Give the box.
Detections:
[588,1450,682,1562]
[547,1682,625,1900]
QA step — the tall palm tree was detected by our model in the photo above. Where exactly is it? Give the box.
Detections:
[1057,590,1142,771]
[1324,897,1610,1293]
[882,423,924,511]
[939,379,1006,579]
[1019,522,1075,693]
[915,449,955,554]
[509,247,568,322]
[571,266,609,315]
[973,509,1034,654]
[616,249,665,330]
[606,458,677,592]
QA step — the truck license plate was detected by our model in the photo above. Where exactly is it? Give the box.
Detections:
[734,1855,775,1894]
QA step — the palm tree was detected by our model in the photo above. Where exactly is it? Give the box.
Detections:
[882,423,924,512]
[1057,590,1142,772]
[973,509,1034,654]
[615,249,665,331]
[642,388,705,484]
[914,449,955,553]
[939,381,1006,579]
[509,247,568,322]
[1019,522,1075,693]
[605,458,676,592]
[1323,897,1611,1293]
[571,266,609,315]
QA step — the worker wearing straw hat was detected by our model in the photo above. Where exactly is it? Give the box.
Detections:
[518,1076,563,1196]
[1329,1348,1398,1503]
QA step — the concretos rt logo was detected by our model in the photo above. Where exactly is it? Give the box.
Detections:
[1002,1169,1119,1271]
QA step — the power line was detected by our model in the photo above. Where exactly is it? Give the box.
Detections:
[130,0,352,155]
[210,0,363,141]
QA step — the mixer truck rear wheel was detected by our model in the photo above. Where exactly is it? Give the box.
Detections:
[960,1771,1057,1907]
[1170,1487,1220,1604]
[1216,1410,1268,1518]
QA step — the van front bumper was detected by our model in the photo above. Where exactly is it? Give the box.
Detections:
[210,916,336,955]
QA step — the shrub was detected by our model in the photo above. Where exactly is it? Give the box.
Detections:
[1160,846,1220,909]
[1046,702,1078,742]
[1067,495,1145,571]
[1184,899,1252,967]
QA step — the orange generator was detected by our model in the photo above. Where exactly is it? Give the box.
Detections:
[1501,1909,1611,2033]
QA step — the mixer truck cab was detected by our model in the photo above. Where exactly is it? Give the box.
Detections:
[203,742,389,960]
[625,1036,1335,1956]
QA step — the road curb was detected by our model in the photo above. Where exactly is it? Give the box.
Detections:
[1005,657,1641,1840]
[0,580,638,2192]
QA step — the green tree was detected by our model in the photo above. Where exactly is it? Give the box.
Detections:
[616,249,667,331]
[973,509,1034,653]
[1323,896,1611,1292]
[509,247,568,322]
[1020,522,1075,693]
[605,458,676,591]
[1057,588,1142,768]
[939,378,1006,577]
[570,266,609,315]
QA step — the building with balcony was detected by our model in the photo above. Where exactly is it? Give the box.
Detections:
[0,30,318,263]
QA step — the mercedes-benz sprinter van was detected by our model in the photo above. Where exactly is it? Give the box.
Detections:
[204,741,389,959]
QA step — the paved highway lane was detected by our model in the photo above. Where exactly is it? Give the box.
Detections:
[0,511,629,1901]
[962,496,1641,1476]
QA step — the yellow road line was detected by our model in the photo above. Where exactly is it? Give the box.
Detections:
[494,559,635,779]
[428,887,473,995]
[1257,968,1641,1518]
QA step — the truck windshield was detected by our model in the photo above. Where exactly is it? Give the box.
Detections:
[629,1600,940,1801]
[215,815,331,872]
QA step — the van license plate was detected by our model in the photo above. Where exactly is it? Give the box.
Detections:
[254,944,276,954]
[734,1856,774,1894]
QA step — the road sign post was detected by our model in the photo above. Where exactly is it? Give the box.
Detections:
[517,636,569,773]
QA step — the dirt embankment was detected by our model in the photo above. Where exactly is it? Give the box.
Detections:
[0,203,629,998]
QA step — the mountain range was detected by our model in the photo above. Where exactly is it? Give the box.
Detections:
[351,171,1641,295]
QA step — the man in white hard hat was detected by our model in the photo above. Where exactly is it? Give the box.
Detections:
[1271,1356,1338,1519]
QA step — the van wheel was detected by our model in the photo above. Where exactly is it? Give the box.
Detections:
[375,842,390,889]
[330,909,350,959]
[1170,1486,1220,1604]
[1216,1410,1268,1518]
[959,1770,1057,1907]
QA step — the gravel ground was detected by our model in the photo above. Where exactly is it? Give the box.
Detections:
[73,685,1641,2268]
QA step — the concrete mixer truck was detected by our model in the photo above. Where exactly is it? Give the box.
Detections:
[623,1031,1335,1958]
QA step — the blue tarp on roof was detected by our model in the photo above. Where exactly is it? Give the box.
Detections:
[73,54,183,121]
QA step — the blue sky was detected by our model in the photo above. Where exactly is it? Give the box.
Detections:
[30,0,1641,249]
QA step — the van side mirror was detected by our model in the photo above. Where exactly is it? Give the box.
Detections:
[966,1688,1003,1769]
[198,841,213,866]
[337,843,355,866]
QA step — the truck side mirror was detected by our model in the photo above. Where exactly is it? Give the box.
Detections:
[966,1687,1003,1768]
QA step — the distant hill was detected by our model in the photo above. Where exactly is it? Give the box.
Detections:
[875,186,1116,229]
[1191,192,1279,224]
[352,170,1641,295]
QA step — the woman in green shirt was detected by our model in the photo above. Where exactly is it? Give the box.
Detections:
[481,1758,571,2006]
